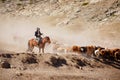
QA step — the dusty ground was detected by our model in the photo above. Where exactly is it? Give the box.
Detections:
[0,0,120,80]
[0,51,120,80]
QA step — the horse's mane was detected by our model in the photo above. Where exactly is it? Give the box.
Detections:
[31,38,35,41]
[45,36,50,40]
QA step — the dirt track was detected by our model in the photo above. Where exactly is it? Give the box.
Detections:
[0,52,120,80]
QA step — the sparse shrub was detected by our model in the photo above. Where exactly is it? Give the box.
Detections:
[1,0,6,3]
[29,0,37,4]
[50,56,67,67]
[1,61,11,68]
[50,0,58,4]
[17,3,22,6]
[22,56,37,64]
[76,59,86,67]
[72,58,86,67]
[82,2,89,6]
[1,54,12,58]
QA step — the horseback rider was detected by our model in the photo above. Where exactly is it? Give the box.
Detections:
[35,27,43,44]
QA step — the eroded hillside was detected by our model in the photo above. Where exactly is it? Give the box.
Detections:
[0,0,120,51]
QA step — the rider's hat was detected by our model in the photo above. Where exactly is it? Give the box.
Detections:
[37,27,40,30]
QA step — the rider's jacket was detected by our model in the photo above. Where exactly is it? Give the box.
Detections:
[35,30,42,38]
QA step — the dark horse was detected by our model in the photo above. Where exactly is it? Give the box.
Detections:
[27,36,51,53]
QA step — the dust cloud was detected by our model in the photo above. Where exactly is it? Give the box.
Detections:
[0,15,120,53]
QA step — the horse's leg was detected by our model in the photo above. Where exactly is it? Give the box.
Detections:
[29,45,34,53]
[27,41,30,52]
[31,46,34,53]
[28,41,32,52]
[39,48,41,53]
[27,46,31,52]
[42,48,44,53]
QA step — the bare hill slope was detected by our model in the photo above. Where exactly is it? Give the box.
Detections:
[0,53,120,80]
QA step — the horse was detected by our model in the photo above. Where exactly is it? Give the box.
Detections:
[27,36,51,53]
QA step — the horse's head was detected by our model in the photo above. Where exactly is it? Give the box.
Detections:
[44,36,51,44]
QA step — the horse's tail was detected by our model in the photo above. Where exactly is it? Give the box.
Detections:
[28,41,30,47]
[27,40,30,51]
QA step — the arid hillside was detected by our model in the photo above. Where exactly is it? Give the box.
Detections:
[0,0,120,52]
[0,0,120,80]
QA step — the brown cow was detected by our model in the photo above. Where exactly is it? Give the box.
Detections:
[114,50,120,60]
[79,45,97,57]
[100,49,110,59]
[64,45,81,54]
[110,48,120,60]
[86,46,96,56]
[95,48,120,60]
[94,48,109,61]
[72,45,81,53]
[103,48,120,60]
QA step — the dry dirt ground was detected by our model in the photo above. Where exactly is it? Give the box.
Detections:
[0,51,120,80]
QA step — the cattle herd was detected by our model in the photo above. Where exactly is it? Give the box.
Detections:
[71,45,120,61]
[52,42,120,61]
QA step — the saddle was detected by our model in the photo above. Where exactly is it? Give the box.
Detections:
[35,38,42,45]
